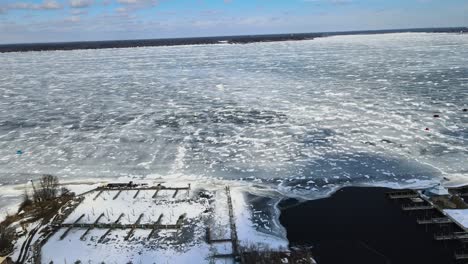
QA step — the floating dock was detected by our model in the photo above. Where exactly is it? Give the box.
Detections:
[388,188,468,262]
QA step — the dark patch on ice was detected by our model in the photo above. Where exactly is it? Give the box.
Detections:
[245,193,283,235]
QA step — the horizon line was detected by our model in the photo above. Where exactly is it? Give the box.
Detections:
[1,26,467,54]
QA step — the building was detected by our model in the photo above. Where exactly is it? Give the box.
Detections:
[423,184,450,197]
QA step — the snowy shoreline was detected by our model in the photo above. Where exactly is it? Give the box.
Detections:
[0,174,449,223]
[2,175,467,263]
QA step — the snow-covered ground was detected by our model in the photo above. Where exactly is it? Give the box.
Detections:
[63,188,205,225]
[43,228,213,264]
[40,181,288,263]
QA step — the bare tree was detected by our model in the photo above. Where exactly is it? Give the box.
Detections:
[60,187,70,196]
[33,175,60,202]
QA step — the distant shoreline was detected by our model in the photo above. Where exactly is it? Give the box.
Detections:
[0,27,466,53]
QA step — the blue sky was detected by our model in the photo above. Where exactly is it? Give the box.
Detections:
[0,0,467,44]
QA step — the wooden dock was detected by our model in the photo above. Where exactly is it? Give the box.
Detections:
[60,214,85,240]
[100,185,191,191]
[388,191,419,199]
[210,187,240,261]
[147,214,164,240]
[98,213,125,243]
[434,232,468,241]
[206,227,232,244]
[213,254,235,259]
[56,222,182,230]
[93,190,104,200]
[226,186,239,258]
[417,217,452,225]
[152,189,160,198]
[113,190,122,200]
[402,204,433,211]
[81,213,105,240]
[455,253,468,260]
[125,213,145,240]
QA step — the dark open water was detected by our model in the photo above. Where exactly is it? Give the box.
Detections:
[279,187,461,264]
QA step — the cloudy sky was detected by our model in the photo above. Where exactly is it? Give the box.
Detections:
[0,0,467,44]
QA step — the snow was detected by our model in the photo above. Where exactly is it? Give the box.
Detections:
[1,33,467,203]
[42,228,213,264]
[230,189,288,250]
[423,184,450,196]
[0,184,24,222]
[64,188,206,225]
[40,182,288,263]
[444,209,468,229]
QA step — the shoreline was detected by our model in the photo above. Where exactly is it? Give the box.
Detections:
[0,27,466,53]
[3,179,468,263]
[0,175,443,223]
[0,174,449,223]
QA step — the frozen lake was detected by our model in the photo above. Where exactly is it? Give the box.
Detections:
[0,33,467,204]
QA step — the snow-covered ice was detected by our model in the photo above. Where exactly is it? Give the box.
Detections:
[0,33,467,201]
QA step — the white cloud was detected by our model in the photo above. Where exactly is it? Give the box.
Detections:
[117,0,157,5]
[42,0,61,9]
[71,9,88,15]
[65,15,81,22]
[115,0,158,14]
[9,0,62,10]
[69,0,94,8]
[1,0,466,44]
[115,7,127,13]
[303,0,353,5]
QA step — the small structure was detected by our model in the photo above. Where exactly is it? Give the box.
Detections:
[423,184,450,197]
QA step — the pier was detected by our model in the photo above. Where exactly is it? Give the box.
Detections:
[210,187,240,262]
[32,183,243,264]
[95,184,192,200]
[55,222,182,230]
[113,190,122,200]
[100,185,191,192]
[387,191,419,199]
[98,213,125,242]
[402,204,433,211]
[226,186,240,257]
[417,217,452,225]
[60,214,85,240]
[388,186,468,262]
[455,252,468,260]
[80,213,105,240]
[434,232,468,241]
[125,213,145,240]
[93,190,104,200]
[147,214,164,240]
